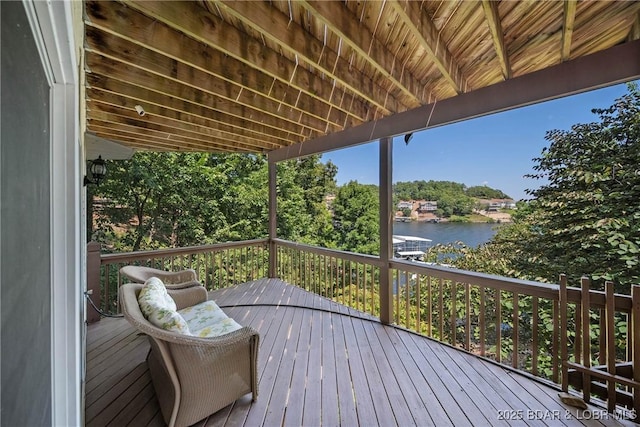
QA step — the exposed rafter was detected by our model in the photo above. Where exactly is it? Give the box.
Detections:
[482,0,511,79]
[300,0,423,108]
[118,0,379,121]
[81,1,640,154]
[83,1,364,130]
[561,0,578,61]
[212,0,406,114]
[389,0,469,94]
[629,10,640,41]
[269,40,640,162]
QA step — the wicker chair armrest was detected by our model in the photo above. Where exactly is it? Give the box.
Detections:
[164,280,202,290]
[167,285,207,310]
[159,268,198,284]
[120,265,198,285]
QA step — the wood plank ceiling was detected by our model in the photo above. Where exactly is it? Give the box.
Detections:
[83,0,640,155]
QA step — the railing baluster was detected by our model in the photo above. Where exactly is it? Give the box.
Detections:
[416,274,421,333]
[450,281,456,345]
[355,262,360,313]
[104,264,111,313]
[581,277,592,403]
[465,283,471,351]
[606,281,616,412]
[552,299,559,384]
[575,301,582,365]
[427,276,432,338]
[532,297,539,376]
[632,285,640,417]
[370,264,375,316]
[559,274,567,390]
[405,271,410,329]
[513,292,519,369]
[496,290,502,364]
[438,277,444,342]
[480,286,486,357]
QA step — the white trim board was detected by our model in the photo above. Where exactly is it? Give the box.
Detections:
[23,1,83,425]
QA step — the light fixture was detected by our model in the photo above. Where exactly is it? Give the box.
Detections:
[404,133,414,145]
[84,155,107,186]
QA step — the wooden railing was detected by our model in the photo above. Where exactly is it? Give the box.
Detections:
[272,239,639,418]
[88,239,268,314]
[87,238,639,418]
[560,276,639,418]
[274,239,383,317]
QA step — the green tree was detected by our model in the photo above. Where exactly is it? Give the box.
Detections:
[277,155,337,246]
[331,181,379,255]
[466,185,511,199]
[394,180,478,217]
[93,152,225,251]
[92,152,337,252]
[463,84,640,291]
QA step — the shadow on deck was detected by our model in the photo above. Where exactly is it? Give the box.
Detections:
[86,278,631,426]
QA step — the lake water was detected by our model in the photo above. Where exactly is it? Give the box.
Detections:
[393,221,501,248]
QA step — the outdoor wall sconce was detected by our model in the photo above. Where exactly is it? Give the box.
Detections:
[84,155,106,186]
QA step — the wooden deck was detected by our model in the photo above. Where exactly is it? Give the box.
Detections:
[86,278,634,426]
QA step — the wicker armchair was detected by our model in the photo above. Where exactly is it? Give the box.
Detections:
[120,265,199,288]
[119,282,259,427]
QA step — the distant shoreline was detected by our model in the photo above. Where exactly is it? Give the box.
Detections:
[396,210,512,224]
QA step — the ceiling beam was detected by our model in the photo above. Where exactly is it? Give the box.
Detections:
[87,101,280,152]
[85,52,313,140]
[389,0,469,94]
[85,76,296,145]
[83,1,363,131]
[561,0,578,61]
[88,127,249,153]
[84,27,340,136]
[269,39,640,162]
[213,0,408,114]
[629,10,640,42]
[300,0,423,108]
[87,120,237,152]
[482,0,511,79]
[116,0,380,123]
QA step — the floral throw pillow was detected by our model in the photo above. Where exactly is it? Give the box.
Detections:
[138,277,190,334]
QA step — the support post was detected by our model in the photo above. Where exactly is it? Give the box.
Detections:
[86,241,102,323]
[379,137,393,324]
[268,158,277,278]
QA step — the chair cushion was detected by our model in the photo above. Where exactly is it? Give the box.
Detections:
[178,300,242,337]
[138,277,191,334]
[191,318,243,338]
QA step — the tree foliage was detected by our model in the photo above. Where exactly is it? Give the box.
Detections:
[276,156,337,246]
[393,180,481,217]
[91,152,337,252]
[466,185,511,199]
[331,181,379,255]
[458,84,640,291]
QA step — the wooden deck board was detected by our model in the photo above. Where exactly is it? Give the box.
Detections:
[86,278,634,427]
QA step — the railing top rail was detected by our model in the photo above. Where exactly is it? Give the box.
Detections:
[389,259,633,312]
[390,258,558,297]
[273,238,383,267]
[96,237,634,313]
[100,238,269,264]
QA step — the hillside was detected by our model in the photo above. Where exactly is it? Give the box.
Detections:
[393,180,514,223]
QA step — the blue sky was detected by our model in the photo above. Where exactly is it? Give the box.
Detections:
[321,82,634,201]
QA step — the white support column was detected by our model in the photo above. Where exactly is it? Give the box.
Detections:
[379,137,393,324]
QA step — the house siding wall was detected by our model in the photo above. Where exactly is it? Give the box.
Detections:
[1,2,53,425]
